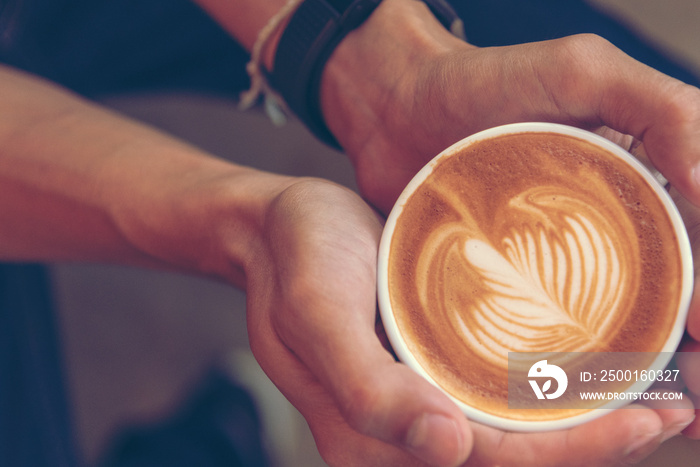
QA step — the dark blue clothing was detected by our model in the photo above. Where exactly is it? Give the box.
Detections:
[0,0,251,98]
[0,0,697,99]
[0,264,79,467]
[100,372,270,467]
[458,0,699,87]
[0,1,698,466]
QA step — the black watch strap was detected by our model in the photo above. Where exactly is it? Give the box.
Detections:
[269,0,463,150]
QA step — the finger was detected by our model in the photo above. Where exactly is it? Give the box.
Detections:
[264,296,472,467]
[593,126,637,152]
[466,405,682,467]
[286,283,472,465]
[681,392,700,439]
[291,307,473,466]
[247,281,433,467]
[251,332,433,466]
[677,339,700,396]
[500,35,700,205]
[297,363,469,467]
[668,188,700,338]
[636,389,696,443]
[674,339,700,439]
[575,37,700,206]
[687,283,700,341]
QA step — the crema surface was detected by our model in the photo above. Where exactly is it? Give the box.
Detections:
[388,132,683,420]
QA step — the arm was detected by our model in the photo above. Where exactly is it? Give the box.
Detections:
[0,60,463,466]
[0,64,293,286]
[190,1,698,465]
[1,9,692,465]
[319,0,700,212]
[198,0,700,213]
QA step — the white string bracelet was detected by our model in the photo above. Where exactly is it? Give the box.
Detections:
[239,0,304,126]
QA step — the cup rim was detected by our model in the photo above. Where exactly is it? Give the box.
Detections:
[377,122,694,432]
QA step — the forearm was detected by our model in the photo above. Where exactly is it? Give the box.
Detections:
[0,65,294,286]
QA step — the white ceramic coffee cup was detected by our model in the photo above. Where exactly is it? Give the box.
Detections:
[377,122,693,432]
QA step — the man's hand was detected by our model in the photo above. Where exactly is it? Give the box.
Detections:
[243,178,693,466]
[321,0,700,214]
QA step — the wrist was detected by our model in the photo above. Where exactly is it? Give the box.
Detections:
[112,153,297,287]
[319,0,470,159]
[183,169,298,286]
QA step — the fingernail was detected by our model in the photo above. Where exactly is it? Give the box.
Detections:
[406,413,464,467]
[622,431,663,464]
[661,415,696,443]
[693,163,700,189]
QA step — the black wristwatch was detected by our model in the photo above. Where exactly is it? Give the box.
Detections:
[269,0,463,150]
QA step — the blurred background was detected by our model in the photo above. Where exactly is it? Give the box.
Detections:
[35,0,700,466]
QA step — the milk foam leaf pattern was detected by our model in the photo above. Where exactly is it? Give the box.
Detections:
[458,209,628,369]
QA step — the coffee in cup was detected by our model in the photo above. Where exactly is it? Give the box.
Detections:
[377,123,692,431]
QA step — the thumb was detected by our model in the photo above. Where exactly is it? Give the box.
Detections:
[277,284,473,466]
[336,347,473,467]
[293,311,473,467]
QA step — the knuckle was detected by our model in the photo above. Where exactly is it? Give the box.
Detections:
[549,33,616,68]
[340,379,384,433]
[659,84,700,126]
[534,34,621,104]
[566,33,615,54]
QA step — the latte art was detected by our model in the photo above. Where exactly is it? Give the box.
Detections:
[387,131,683,420]
[432,186,638,369]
